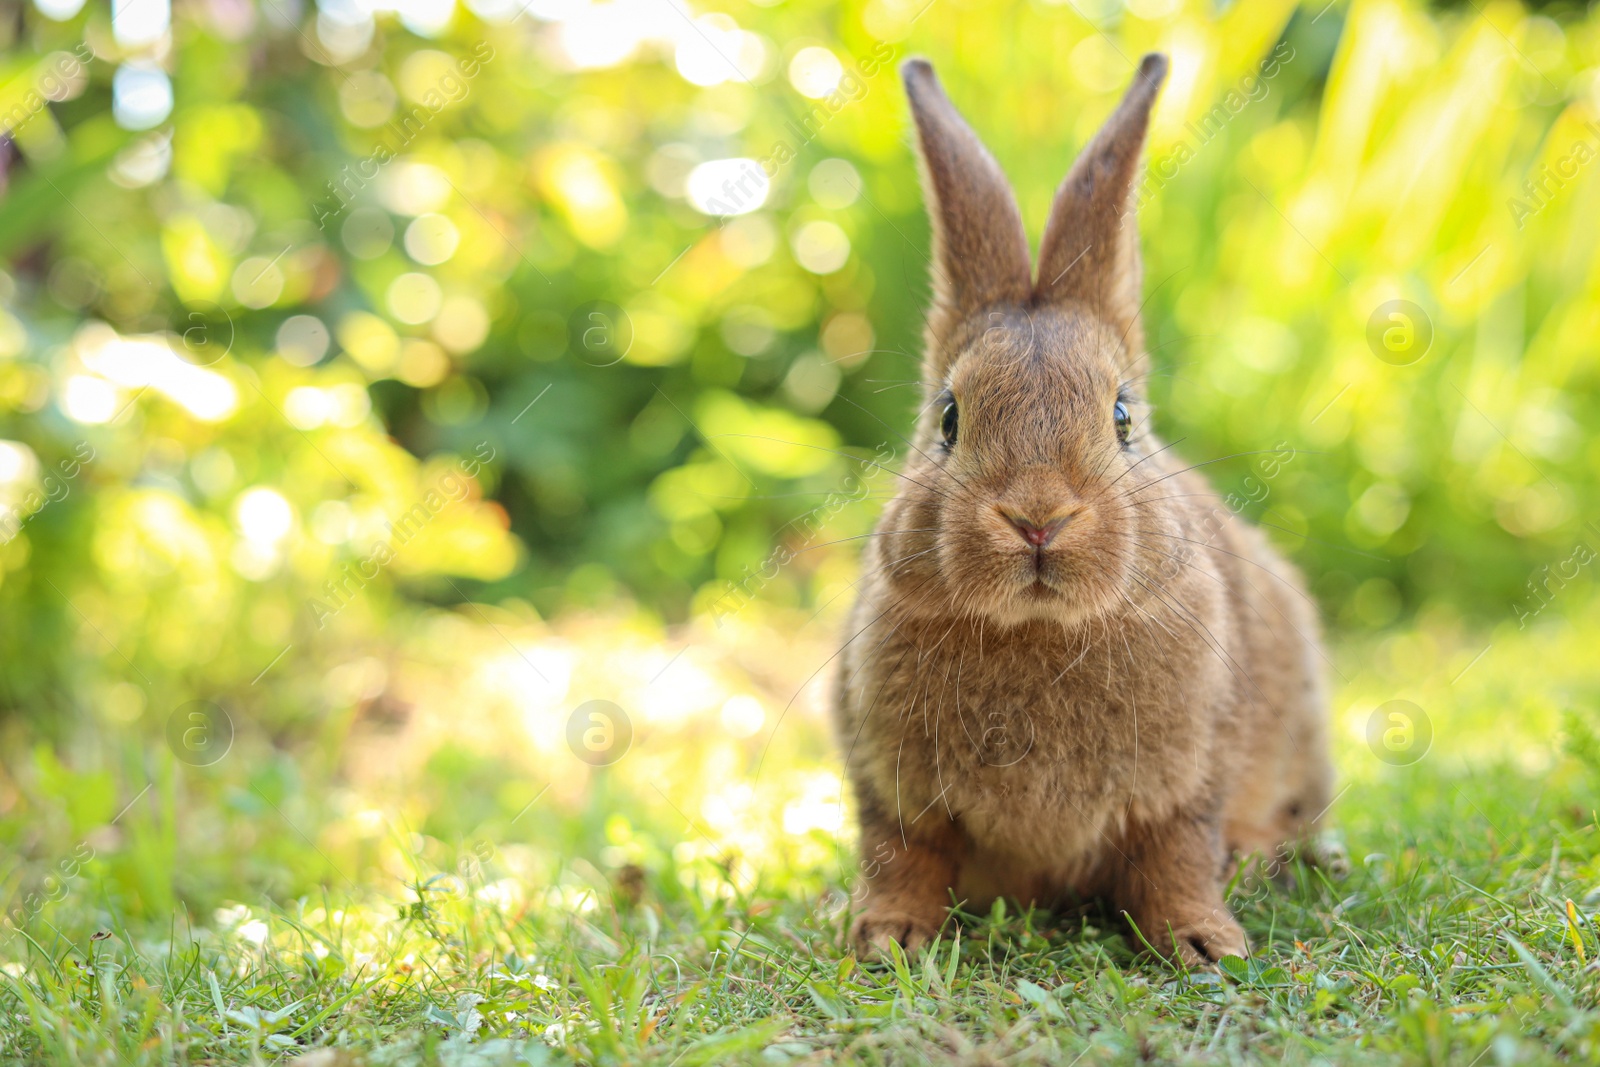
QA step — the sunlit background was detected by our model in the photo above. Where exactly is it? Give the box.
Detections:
[2,0,1599,1027]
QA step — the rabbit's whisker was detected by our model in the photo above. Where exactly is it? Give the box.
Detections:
[1252,518,1390,562]
[711,433,983,511]
[1047,620,1101,684]
[1117,629,1140,823]
[755,568,944,783]
[823,348,917,367]
[925,648,961,830]
[1111,264,1189,381]
[1134,537,1306,637]
[781,528,939,563]
[891,614,964,845]
[1130,534,1345,683]
[1126,567,1266,718]
[838,617,926,864]
[1127,566,1299,751]
[1115,449,1320,501]
[1136,530,1316,607]
[798,545,941,632]
[1108,490,1226,511]
[834,392,980,500]
[1091,436,1189,503]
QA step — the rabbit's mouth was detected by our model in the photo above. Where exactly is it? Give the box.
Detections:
[964,566,1105,628]
[920,496,1130,626]
[922,547,1116,627]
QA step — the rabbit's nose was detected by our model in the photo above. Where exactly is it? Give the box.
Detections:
[1003,510,1073,548]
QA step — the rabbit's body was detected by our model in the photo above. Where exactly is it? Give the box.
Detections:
[834,56,1333,963]
[839,469,1329,904]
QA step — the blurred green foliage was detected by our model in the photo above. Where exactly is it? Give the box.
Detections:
[5,18,1600,1064]
[0,0,1596,736]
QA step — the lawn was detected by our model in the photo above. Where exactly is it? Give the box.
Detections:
[3,0,1599,1060]
[4,610,1599,1066]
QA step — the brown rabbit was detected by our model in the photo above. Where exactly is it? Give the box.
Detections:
[833,54,1335,965]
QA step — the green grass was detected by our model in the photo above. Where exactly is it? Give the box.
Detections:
[4,755,1599,1066]
[4,605,1600,1065]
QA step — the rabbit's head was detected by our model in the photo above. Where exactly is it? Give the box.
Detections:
[879,55,1179,628]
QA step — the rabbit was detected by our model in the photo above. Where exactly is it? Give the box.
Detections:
[832,53,1335,966]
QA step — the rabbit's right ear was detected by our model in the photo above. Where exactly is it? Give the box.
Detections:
[1034,53,1168,354]
[902,59,1032,369]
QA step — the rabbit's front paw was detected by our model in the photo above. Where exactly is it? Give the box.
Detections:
[1308,831,1351,880]
[851,908,943,958]
[1148,912,1249,966]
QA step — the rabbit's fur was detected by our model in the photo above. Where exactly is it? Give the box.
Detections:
[833,54,1334,965]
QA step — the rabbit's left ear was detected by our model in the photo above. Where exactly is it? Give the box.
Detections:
[1034,54,1168,353]
[902,58,1033,368]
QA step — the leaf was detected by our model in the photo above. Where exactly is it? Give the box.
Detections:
[1257,966,1292,986]
[1016,979,1065,1019]
[805,982,847,1021]
[208,972,228,1030]
[1504,933,1573,1008]
[1217,955,1251,983]
[1564,899,1587,964]
[224,1001,301,1031]
[942,934,961,989]
[455,992,484,1035]
[1387,973,1421,996]
[669,1022,786,1066]
[287,978,383,1040]
[1015,978,1051,1004]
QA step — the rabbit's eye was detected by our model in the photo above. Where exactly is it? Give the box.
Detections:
[939,393,959,448]
[1114,400,1132,444]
